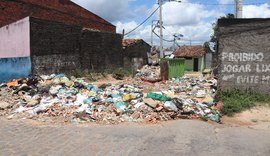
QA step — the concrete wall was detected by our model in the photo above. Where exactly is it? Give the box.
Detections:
[0,17,31,83]
[217,19,270,94]
[185,59,194,71]
[30,17,123,74]
[205,53,212,69]
[200,55,205,72]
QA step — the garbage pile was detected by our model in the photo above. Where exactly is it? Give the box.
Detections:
[136,65,161,82]
[0,74,221,124]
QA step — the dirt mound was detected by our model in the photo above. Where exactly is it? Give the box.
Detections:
[221,104,270,130]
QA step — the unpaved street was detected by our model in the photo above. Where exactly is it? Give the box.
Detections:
[0,119,270,156]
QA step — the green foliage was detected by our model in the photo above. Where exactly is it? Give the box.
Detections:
[66,68,132,81]
[67,69,84,78]
[67,69,95,81]
[218,89,270,116]
[210,13,235,45]
[112,68,132,80]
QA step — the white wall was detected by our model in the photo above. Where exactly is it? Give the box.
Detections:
[0,17,30,58]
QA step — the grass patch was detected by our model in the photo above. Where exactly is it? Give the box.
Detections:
[66,68,133,81]
[112,67,132,79]
[98,67,133,80]
[66,69,97,81]
[217,89,270,116]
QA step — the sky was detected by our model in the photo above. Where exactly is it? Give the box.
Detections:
[71,0,270,47]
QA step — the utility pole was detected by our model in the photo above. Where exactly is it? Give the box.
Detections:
[158,0,164,58]
[173,34,183,50]
[173,38,176,50]
[235,0,243,18]
[151,21,154,49]
[156,0,181,58]
[151,20,158,51]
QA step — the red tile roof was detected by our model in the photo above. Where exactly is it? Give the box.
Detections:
[122,39,144,47]
[0,0,115,33]
[174,45,206,58]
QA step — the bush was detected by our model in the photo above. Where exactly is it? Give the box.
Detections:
[112,68,132,80]
[217,89,270,116]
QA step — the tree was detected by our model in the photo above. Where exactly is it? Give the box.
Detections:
[206,13,235,52]
[211,13,235,43]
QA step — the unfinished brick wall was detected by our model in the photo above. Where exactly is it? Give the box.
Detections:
[30,17,123,74]
[123,43,150,68]
[0,0,115,33]
[217,19,270,94]
[81,31,123,71]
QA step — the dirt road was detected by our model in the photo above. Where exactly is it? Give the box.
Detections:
[0,119,270,156]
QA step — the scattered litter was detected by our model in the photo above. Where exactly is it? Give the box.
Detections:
[0,73,221,124]
[136,65,161,82]
[0,101,11,110]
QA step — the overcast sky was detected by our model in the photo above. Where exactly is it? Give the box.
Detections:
[71,0,270,47]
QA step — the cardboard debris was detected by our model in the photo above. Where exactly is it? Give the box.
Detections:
[0,74,221,124]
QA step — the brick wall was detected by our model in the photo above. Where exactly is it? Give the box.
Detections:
[217,18,270,94]
[0,0,115,33]
[81,31,123,71]
[30,17,123,74]
[123,43,150,68]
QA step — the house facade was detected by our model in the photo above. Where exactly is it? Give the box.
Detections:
[0,0,122,82]
[173,45,206,72]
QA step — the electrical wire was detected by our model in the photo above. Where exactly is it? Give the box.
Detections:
[124,1,268,36]
[180,2,269,6]
[180,38,206,42]
[175,41,181,47]
[124,6,160,36]
[153,27,206,43]
[162,26,207,42]
[152,30,174,42]
[163,26,174,36]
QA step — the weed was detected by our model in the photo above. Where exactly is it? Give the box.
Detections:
[66,69,84,78]
[251,119,258,123]
[112,68,132,80]
[66,68,132,81]
[217,89,270,116]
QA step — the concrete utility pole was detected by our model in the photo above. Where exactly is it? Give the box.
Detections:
[173,33,183,50]
[157,0,181,58]
[158,0,164,58]
[151,20,159,50]
[235,0,243,18]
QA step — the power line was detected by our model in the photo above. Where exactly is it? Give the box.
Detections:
[153,30,174,42]
[174,40,181,47]
[180,2,269,6]
[180,39,206,42]
[124,6,160,36]
[161,26,207,42]
[153,27,206,44]
[163,26,175,36]
[124,1,269,36]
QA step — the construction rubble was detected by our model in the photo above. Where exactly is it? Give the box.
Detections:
[136,65,161,82]
[0,73,221,124]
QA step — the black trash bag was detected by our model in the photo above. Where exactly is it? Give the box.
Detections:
[172,98,183,110]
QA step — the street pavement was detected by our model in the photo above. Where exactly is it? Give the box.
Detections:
[0,119,270,156]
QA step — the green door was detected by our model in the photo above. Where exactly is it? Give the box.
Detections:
[168,59,185,79]
[193,58,199,72]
